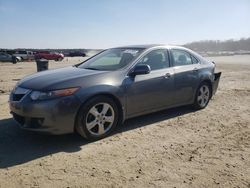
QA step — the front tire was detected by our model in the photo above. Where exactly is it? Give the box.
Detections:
[76,96,119,140]
[193,82,211,110]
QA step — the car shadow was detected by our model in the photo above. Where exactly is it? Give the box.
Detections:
[0,106,194,168]
[118,105,193,133]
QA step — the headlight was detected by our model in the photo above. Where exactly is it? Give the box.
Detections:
[30,87,79,100]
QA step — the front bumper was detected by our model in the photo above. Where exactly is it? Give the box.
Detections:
[9,91,82,135]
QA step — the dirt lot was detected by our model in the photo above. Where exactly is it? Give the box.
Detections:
[0,55,249,188]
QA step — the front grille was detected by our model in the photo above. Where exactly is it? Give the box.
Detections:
[13,113,25,125]
[11,86,30,102]
[12,94,25,101]
[12,113,44,128]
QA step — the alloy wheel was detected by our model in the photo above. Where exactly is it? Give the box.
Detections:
[197,85,210,108]
[85,103,115,136]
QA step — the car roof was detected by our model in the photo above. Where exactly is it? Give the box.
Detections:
[115,44,163,49]
[114,44,189,50]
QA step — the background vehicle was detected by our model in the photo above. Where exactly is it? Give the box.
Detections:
[68,51,86,57]
[0,52,21,63]
[6,50,16,55]
[35,51,64,61]
[9,45,221,140]
[13,50,34,61]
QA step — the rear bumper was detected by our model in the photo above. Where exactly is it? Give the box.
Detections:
[212,72,221,95]
[9,94,82,135]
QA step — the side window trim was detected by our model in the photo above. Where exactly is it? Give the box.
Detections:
[165,49,171,68]
[190,54,200,64]
[168,49,175,67]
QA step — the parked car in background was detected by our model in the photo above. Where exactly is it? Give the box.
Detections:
[35,51,64,61]
[68,51,86,57]
[9,45,221,140]
[0,52,21,63]
[13,50,34,61]
[6,50,16,55]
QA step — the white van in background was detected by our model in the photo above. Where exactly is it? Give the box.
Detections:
[13,50,34,61]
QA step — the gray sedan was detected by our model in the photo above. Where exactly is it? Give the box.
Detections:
[9,45,221,140]
[0,52,21,63]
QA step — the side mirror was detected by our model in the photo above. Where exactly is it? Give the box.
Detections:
[129,64,151,76]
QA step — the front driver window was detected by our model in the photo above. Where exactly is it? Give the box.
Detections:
[137,49,169,71]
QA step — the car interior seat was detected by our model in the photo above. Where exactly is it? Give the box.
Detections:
[147,53,166,70]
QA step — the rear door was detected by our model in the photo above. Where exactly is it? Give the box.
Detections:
[170,49,200,104]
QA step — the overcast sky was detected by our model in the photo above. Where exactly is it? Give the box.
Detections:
[0,0,249,49]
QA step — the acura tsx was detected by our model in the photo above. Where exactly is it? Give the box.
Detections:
[9,45,221,140]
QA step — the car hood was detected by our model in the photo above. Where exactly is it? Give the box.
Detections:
[18,66,109,91]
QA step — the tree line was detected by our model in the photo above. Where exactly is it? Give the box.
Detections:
[184,37,250,52]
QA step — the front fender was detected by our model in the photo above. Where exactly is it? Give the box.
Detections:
[76,84,123,99]
[74,85,126,122]
[75,84,126,110]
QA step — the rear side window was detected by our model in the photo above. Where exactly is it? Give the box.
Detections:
[171,49,192,66]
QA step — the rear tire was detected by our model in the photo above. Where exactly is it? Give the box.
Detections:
[75,96,119,140]
[193,82,211,110]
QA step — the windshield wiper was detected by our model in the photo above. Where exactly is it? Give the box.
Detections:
[84,67,100,70]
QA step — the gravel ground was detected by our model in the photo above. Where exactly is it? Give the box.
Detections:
[0,55,249,188]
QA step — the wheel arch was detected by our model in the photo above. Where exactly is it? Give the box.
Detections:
[198,79,213,99]
[74,92,124,132]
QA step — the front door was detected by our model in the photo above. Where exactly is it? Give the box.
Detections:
[125,49,175,117]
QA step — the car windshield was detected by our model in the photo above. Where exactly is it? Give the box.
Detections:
[78,48,144,71]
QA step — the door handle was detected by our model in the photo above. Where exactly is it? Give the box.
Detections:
[164,73,171,78]
[193,68,198,72]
